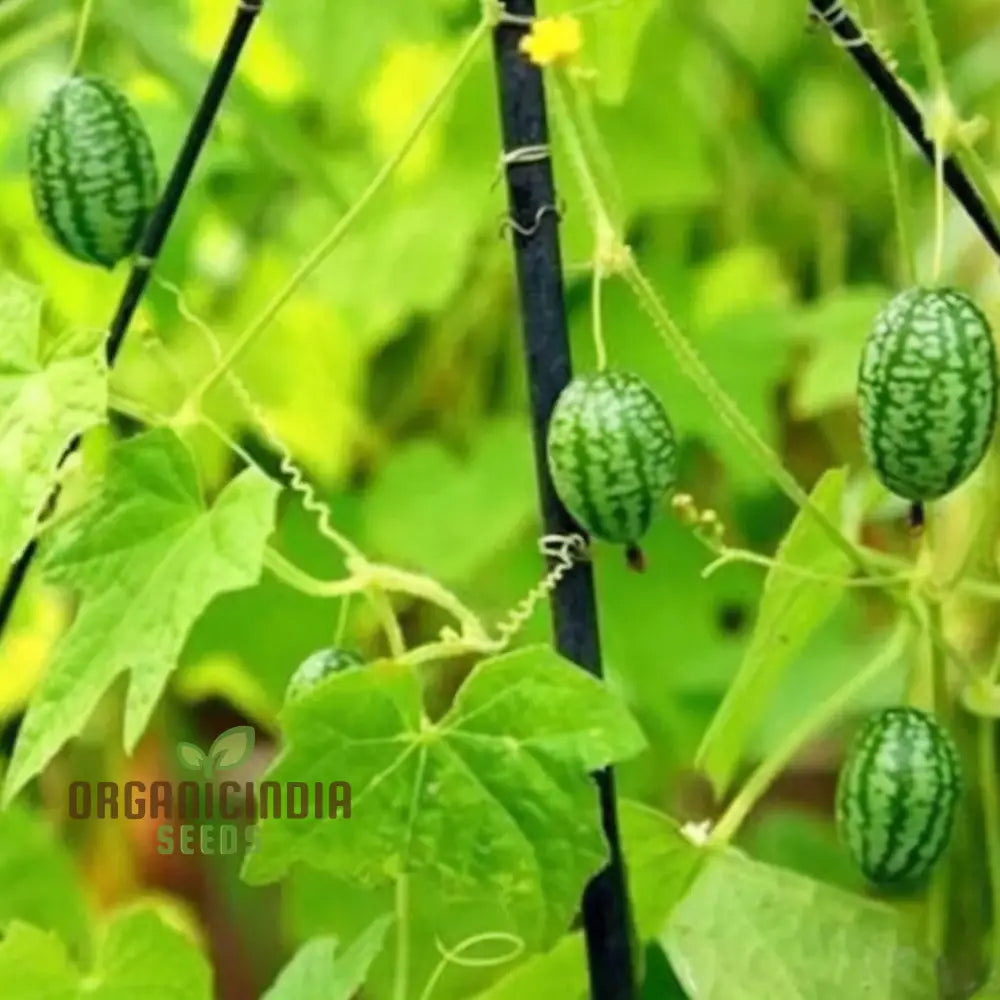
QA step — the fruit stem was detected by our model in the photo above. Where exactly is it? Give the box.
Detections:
[68,0,95,72]
[709,622,909,845]
[591,252,608,370]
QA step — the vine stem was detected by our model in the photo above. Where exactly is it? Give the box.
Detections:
[553,63,967,693]
[0,0,267,640]
[709,623,910,845]
[263,550,492,646]
[183,17,490,411]
[622,256,875,572]
[417,931,525,1000]
[552,69,879,576]
[490,7,635,997]
[591,255,608,369]
[702,547,911,589]
[809,0,1000,257]
[68,0,96,72]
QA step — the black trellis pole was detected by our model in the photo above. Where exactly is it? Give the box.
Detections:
[0,0,266,637]
[490,7,636,999]
[810,0,1000,258]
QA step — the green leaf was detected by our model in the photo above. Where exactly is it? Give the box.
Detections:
[474,800,703,999]
[261,916,392,1000]
[621,801,704,937]
[243,645,645,946]
[663,850,937,1000]
[208,724,255,770]
[695,468,853,797]
[86,908,212,1000]
[473,933,588,1000]
[3,428,280,804]
[0,908,212,999]
[0,806,90,953]
[791,287,888,419]
[0,272,106,570]
[0,923,77,999]
[177,742,208,772]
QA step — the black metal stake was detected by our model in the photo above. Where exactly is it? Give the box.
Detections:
[0,0,266,637]
[490,7,636,999]
[810,0,1000,257]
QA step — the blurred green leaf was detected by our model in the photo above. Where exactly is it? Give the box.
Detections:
[695,468,851,797]
[261,916,392,1000]
[0,272,106,570]
[663,850,937,1000]
[0,922,77,999]
[0,908,212,999]
[244,646,645,947]
[3,428,280,804]
[791,287,888,420]
[363,420,534,586]
[0,806,89,955]
[102,0,342,198]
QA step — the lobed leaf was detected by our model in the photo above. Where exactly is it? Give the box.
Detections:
[663,850,937,1000]
[261,916,392,1000]
[243,645,646,947]
[3,428,280,804]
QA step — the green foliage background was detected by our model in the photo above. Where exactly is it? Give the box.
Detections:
[1,0,999,998]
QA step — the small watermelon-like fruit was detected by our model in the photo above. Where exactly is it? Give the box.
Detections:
[28,75,159,268]
[285,647,363,702]
[547,370,677,547]
[836,706,961,886]
[858,287,998,502]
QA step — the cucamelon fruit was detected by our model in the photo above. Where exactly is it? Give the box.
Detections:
[547,370,677,547]
[28,75,159,268]
[836,706,961,886]
[858,287,998,502]
[285,647,364,702]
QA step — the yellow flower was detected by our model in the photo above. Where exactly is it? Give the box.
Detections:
[519,15,583,68]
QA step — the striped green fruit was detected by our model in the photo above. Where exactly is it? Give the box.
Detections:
[546,370,677,545]
[28,76,158,268]
[836,706,961,886]
[858,287,998,502]
[285,647,364,702]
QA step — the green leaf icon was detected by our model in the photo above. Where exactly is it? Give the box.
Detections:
[209,725,255,771]
[177,742,207,772]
